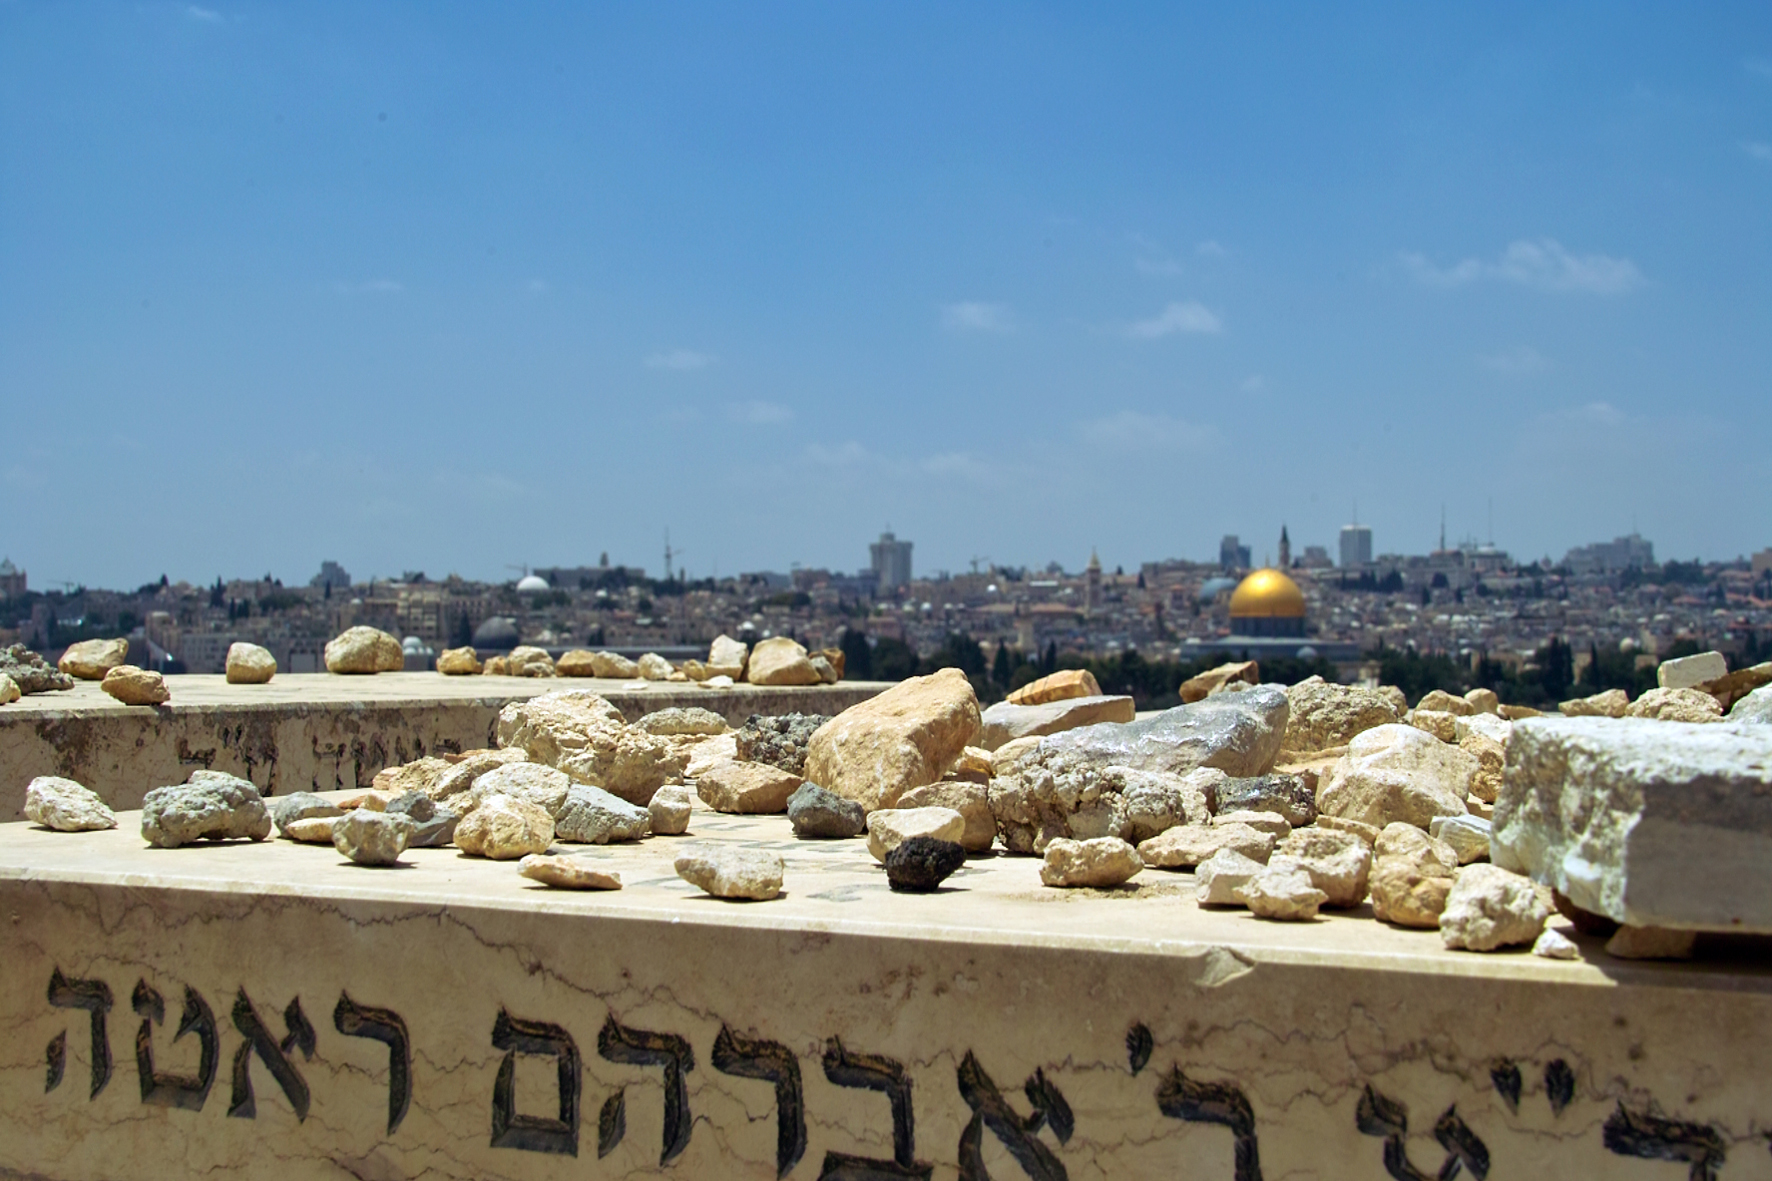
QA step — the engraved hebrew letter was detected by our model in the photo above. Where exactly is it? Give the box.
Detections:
[596,1015,694,1165]
[1355,1086,1488,1181]
[954,1051,1069,1181]
[133,980,218,1110]
[1603,1105,1727,1181]
[333,992,412,1134]
[490,1008,580,1156]
[1156,1065,1262,1181]
[228,990,315,1122]
[47,968,113,1099]
[712,1025,806,1179]
[817,1037,932,1180]
[1125,1023,1154,1077]
[1542,1059,1575,1116]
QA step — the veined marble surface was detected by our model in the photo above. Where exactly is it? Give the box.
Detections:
[3,803,1770,1179]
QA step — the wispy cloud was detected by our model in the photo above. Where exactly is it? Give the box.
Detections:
[526,278,550,294]
[1402,239,1645,295]
[940,302,1015,334]
[804,441,870,468]
[1748,59,1772,80]
[1240,374,1266,394]
[1195,239,1228,258]
[1081,410,1220,452]
[185,4,222,21]
[645,349,714,371]
[1125,300,1223,338]
[1743,141,1772,162]
[1480,345,1551,376]
[729,401,793,425]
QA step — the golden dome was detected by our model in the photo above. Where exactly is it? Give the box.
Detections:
[1228,568,1306,618]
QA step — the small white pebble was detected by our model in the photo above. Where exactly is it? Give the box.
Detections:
[1532,928,1579,960]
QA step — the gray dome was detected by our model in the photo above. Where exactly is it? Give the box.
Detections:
[473,616,520,649]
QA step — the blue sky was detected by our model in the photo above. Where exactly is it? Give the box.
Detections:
[2,2,1768,588]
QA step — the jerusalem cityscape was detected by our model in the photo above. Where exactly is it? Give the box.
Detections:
[3,5,1770,1180]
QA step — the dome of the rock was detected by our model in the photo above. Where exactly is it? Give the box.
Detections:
[1228,568,1307,637]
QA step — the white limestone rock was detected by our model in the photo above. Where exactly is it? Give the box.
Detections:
[1731,685,1772,724]
[1626,687,1723,723]
[804,669,981,811]
[707,635,749,680]
[866,806,966,863]
[1430,814,1492,864]
[555,784,651,843]
[1270,827,1371,908]
[1440,864,1551,951]
[1194,848,1268,906]
[58,638,130,680]
[1315,724,1475,830]
[637,652,675,680]
[431,748,528,802]
[140,771,272,848]
[675,847,783,900]
[1136,822,1273,870]
[324,626,404,674]
[1282,676,1400,753]
[332,809,414,866]
[1213,809,1291,838]
[977,695,1137,751]
[464,762,573,818]
[1532,928,1579,960]
[454,794,554,859]
[647,786,694,836]
[746,637,821,686]
[1369,822,1457,928]
[496,690,686,805]
[224,642,277,684]
[697,760,802,814]
[1416,689,1474,716]
[520,854,622,890]
[1040,837,1143,888]
[897,781,995,851]
[1234,866,1326,921]
[1658,650,1727,690]
[101,665,169,705]
[1493,716,1772,933]
[24,776,117,832]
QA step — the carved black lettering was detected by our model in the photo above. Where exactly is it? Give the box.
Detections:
[598,1089,626,1159]
[819,1037,931,1180]
[1603,1104,1726,1181]
[47,968,113,1099]
[228,991,314,1122]
[1356,1087,1488,1181]
[1432,1106,1490,1179]
[133,980,218,1111]
[1488,1061,1521,1113]
[333,993,411,1134]
[46,1031,66,1093]
[1543,1059,1575,1115]
[597,1015,694,1165]
[955,1052,1069,1181]
[1156,1065,1261,1181]
[711,1025,806,1179]
[1126,1023,1153,1077]
[490,1008,580,1156]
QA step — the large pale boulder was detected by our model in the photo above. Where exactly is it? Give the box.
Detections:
[1007,669,1101,706]
[589,651,640,679]
[696,761,801,814]
[1177,661,1259,704]
[707,635,749,679]
[225,642,277,684]
[1369,822,1458,928]
[325,627,404,674]
[496,690,686,805]
[1315,724,1475,829]
[101,665,169,705]
[1282,676,1400,753]
[24,776,117,831]
[746,637,821,686]
[1626,687,1723,723]
[977,695,1136,751]
[1657,650,1727,690]
[803,668,981,811]
[58,638,130,680]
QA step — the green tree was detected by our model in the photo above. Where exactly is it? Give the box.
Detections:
[840,628,873,680]
[992,641,1013,688]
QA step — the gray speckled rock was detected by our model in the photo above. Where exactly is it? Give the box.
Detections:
[332,809,415,866]
[885,836,967,892]
[24,777,116,832]
[734,713,831,776]
[787,782,867,839]
[977,695,1137,751]
[1207,773,1317,827]
[1013,686,1289,779]
[385,792,459,846]
[0,644,74,694]
[268,792,345,833]
[554,784,651,844]
[675,847,783,900]
[141,772,272,848]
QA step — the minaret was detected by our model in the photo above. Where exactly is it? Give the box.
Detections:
[1278,525,1291,570]
[1085,549,1102,614]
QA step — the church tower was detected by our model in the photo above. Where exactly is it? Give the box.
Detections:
[1278,525,1291,570]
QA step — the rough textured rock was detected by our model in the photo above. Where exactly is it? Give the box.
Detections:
[1559,688,1629,718]
[140,772,272,848]
[1007,668,1102,706]
[338,788,394,812]
[745,637,821,686]
[684,732,739,777]
[372,757,452,798]
[706,635,749,679]
[1731,684,1772,724]
[897,781,995,851]
[808,655,839,684]
[225,642,277,684]
[1440,864,1551,951]
[0,644,75,693]
[1492,716,1772,932]
[1271,828,1370,908]
[101,665,169,705]
[1605,925,1697,961]
[1214,809,1291,838]
[1532,928,1579,959]
[1283,676,1401,753]
[1464,687,1501,715]
[636,652,674,680]
[431,748,528,802]
[1316,724,1475,830]
[482,656,511,675]
[866,806,966,862]
[437,646,483,675]
[388,794,458,848]
[1316,815,1380,845]
[1416,689,1474,716]
[1369,823,1458,928]
[1455,712,1512,746]
[638,707,728,736]
[1136,823,1273,869]
[507,646,557,677]
[268,792,345,833]
[697,760,801,814]
[787,783,867,839]
[1626,686,1723,723]
[332,809,414,866]
[454,795,554,859]
[952,747,994,781]
[58,638,130,680]
[1207,773,1317,827]
[588,651,640,679]
[804,669,981,812]
[1697,663,1772,711]
[1120,768,1216,843]
[1178,661,1260,704]
[1408,709,1459,744]
[1658,650,1727,690]
[675,847,783,900]
[1498,704,1543,721]
[1040,837,1143,888]
[555,784,651,843]
[1459,730,1507,803]
[496,690,685,805]
[989,761,1216,854]
[1378,686,1407,713]
[282,816,338,844]
[1430,814,1492,864]
[24,777,116,831]
[520,854,622,889]
[885,836,968,892]
[647,786,694,835]
[1234,866,1326,920]
[465,762,574,818]
[978,695,1136,751]
[0,673,17,705]
[733,713,830,776]
[1195,848,1269,906]
[324,626,405,674]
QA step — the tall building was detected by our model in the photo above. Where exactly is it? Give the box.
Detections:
[310,560,352,591]
[1339,525,1373,569]
[869,531,913,591]
[0,557,23,598]
[1563,533,1654,574]
[1219,535,1251,571]
[1084,549,1102,613]
[1278,525,1291,570]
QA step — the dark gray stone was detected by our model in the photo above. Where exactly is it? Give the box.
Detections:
[885,836,967,892]
[407,808,459,848]
[386,791,437,822]
[0,644,74,694]
[141,771,272,848]
[268,792,345,832]
[1208,773,1318,827]
[787,782,866,839]
[735,713,831,777]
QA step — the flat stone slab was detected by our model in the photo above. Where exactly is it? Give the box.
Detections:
[3,802,1770,1178]
[0,673,889,821]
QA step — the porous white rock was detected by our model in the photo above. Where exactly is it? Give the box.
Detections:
[1429,814,1492,864]
[1194,848,1268,906]
[1731,685,1772,724]
[520,854,622,890]
[675,847,783,900]
[24,777,117,831]
[225,642,277,684]
[1283,676,1400,753]
[324,626,404,674]
[1625,687,1723,723]
[1657,650,1727,690]
[1315,724,1475,830]
[1407,709,1459,744]
[496,690,685,805]
[866,806,966,863]
[1270,828,1371,908]
[1234,867,1326,920]
[1039,837,1143,888]
[1532,928,1579,960]
[1440,864,1551,951]
[1136,822,1273,870]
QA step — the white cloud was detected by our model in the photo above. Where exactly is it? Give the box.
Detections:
[185,5,222,20]
[1402,239,1644,295]
[920,452,998,484]
[645,349,713,371]
[729,401,793,425]
[940,302,1015,333]
[1240,374,1266,393]
[1480,346,1551,376]
[1081,411,1220,452]
[1743,141,1772,162]
[804,441,870,468]
[1125,300,1223,338]
[1195,239,1228,258]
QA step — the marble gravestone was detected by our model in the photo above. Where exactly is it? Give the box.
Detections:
[3,803,1770,1180]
